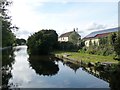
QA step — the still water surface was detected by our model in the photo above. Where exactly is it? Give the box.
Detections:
[5,46,109,88]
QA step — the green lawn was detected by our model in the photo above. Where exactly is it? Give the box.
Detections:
[55,51,118,64]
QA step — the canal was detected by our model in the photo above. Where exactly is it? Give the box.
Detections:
[2,45,110,88]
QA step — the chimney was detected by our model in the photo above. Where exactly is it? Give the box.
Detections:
[73,28,75,32]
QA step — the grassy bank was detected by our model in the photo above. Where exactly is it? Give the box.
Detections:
[54,51,118,64]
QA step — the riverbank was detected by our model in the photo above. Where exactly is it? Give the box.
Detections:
[54,51,118,65]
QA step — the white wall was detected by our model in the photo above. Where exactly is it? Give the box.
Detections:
[85,38,99,47]
[58,37,68,42]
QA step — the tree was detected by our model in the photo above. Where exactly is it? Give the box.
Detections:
[114,31,120,60]
[69,31,81,45]
[99,37,108,45]
[27,29,58,55]
[108,32,117,46]
[16,38,26,45]
[0,0,17,47]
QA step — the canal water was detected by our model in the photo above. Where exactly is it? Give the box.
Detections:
[2,45,109,88]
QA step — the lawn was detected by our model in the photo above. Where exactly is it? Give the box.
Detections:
[55,51,118,63]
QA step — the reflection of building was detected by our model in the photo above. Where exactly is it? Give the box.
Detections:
[58,29,81,43]
[83,27,118,47]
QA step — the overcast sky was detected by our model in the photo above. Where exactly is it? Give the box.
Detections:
[9,0,119,39]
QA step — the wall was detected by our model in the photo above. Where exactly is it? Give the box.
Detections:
[58,37,69,42]
[85,38,99,47]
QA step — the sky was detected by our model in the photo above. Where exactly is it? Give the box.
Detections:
[8,0,119,39]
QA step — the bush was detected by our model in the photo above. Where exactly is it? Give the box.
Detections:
[27,29,58,55]
[78,47,86,53]
[57,42,79,51]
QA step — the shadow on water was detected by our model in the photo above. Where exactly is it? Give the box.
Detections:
[28,55,59,76]
[2,48,15,89]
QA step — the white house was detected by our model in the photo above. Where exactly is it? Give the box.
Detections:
[58,30,81,44]
[58,31,73,42]
[83,27,119,47]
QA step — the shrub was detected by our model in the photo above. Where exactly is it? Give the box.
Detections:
[57,42,79,51]
[27,29,58,55]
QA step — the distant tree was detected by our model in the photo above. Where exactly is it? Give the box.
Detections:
[16,38,26,45]
[27,29,58,55]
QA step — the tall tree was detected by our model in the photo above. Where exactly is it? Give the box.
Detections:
[0,0,17,47]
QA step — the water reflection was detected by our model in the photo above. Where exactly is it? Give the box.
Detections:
[2,46,120,88]
[2,48,15,89]
[62,61,80,72]
[109,65,120,90]
[28,55,59,76]
[82,64,120,90]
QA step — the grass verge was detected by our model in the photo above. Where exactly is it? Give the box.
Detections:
[54,51,118,64]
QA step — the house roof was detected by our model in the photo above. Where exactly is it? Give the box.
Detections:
[59,31,74,37]
[84,27,119,39]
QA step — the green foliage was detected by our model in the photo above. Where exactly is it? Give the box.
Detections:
[99,37,108,45]
[16,38,26,45]
[68,31,81,45]
[57,42,79,51]
[1,0,16,47]
[114,31,120,60]
[108,32,117,45]
[79,40,85,49]
[27,29,58,55]
[84,32,119,57]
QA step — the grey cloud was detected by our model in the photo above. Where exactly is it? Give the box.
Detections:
[86,23,107,31]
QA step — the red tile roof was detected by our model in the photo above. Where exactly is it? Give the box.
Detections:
[95,33,109,38]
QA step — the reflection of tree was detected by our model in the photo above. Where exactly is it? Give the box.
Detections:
[28,55,59,76]
[64,61,80,72]
[2,48,15,89]
[82,64,120,90]
[109,65,120,90]
[82,66,110,82]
